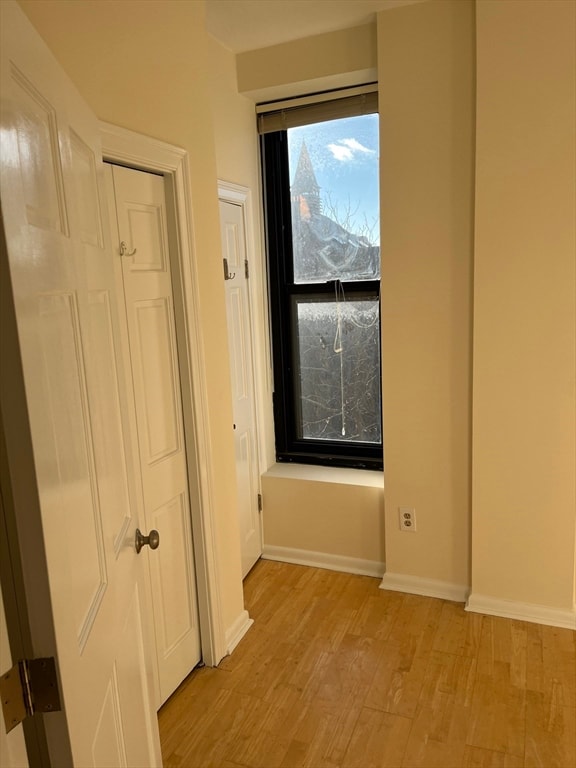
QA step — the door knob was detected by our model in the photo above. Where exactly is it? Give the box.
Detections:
[135,528,160,554]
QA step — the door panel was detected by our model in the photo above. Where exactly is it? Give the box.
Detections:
[69,129,104,247]
[106,163,201,705]
[135,298,181,462]
[38,290,108,650]
[87,290,133,552]
[219,200,262,577]
[92,672,126,767]
[152,494,194,651]
[116,585,160,767]
[0,3,161,764]
[126,204,166,271]
[11,64,68,234]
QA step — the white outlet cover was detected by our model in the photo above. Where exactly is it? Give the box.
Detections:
[399,507,417,532]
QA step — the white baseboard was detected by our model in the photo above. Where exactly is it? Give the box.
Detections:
[379,572,469,603]
[225,609,254,655]
[466,593,576,630]
[261,545,385,578]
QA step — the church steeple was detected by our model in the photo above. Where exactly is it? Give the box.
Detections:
[291,141,321,215]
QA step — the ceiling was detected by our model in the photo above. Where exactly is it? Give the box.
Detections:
[205,0,425,53]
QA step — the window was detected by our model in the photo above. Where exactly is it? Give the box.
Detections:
[261,91,382,470]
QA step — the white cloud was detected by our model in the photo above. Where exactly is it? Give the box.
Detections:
[327,138,375,162]
[327,143,353,161]
[340,138,375,154]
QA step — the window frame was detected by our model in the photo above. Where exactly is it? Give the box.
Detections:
[261,126,383,471]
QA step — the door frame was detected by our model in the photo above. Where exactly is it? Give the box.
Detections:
[101,121,226,668]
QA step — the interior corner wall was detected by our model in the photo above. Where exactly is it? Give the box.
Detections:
[471,0,576,611]
[17,0,245,633]
[377,0,475,589]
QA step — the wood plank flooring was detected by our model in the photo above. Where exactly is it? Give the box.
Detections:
[159,560,576,768]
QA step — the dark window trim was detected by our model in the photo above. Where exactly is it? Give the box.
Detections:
[261,130,383,472]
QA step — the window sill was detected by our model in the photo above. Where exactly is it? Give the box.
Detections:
[262,462,383,489]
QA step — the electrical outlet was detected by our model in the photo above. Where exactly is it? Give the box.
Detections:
[399,507,417,532]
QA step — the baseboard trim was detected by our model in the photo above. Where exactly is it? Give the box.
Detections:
[261,545,385,578]
[466,593,576,630]
[225,609,254,655]
[379,572,469,603]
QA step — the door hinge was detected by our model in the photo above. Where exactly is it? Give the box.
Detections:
[257,493,262,513]
[0,657,62,733]
[244,259,249,279]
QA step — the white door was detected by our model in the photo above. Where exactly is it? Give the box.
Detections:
[0,3,161,765]
[105,164,201,705]
[219,199,262,577]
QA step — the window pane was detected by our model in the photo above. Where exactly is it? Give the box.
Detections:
[294,298,381,444]
[288,115,380,284]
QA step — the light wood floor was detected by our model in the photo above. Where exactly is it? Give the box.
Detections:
[159,559,576,768]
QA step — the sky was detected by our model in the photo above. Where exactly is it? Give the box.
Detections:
[288,113,380,244]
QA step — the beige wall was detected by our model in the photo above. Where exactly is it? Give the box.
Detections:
[377,0,475,588]
[261,470,385,569]
[472,0,576,609]
[237,24,377,102]
[208,36,260,190]
[18,0,245,632]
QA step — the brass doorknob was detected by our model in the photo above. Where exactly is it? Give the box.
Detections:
[135,528,160,554]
